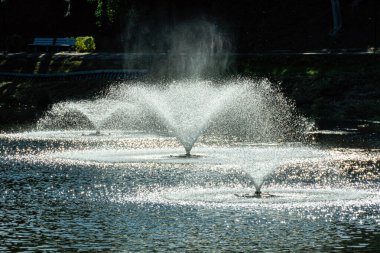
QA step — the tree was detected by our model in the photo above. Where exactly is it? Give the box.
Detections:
[86,0,126,32]
[64,0,70,17]
[330,0,342,37]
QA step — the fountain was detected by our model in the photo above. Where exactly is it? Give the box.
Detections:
[34,77,313,198]
[117,79,307,158]
[36,98,126,135]
[0,20,379,252]
[33,21,313,196]
[125,81,243,156]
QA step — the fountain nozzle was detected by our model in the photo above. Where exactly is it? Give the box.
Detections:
[185,147,192,157]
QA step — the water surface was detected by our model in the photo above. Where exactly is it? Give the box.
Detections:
[0,128,379,252]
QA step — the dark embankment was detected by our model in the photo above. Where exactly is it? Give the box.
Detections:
[1,52,379,128]
[0,53,147,126]
[236,53,380,124]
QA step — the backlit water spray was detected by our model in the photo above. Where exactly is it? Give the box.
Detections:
[37,20,312,196]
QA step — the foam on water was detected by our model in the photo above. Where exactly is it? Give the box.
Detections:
[123,186,379,209]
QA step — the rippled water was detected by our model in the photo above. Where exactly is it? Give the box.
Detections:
[1,129,380,252]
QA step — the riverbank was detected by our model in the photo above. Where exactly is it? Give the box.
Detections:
[236,52,380,123]
[1,52,379,127]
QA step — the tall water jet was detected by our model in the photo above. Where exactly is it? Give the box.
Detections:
[167,19,231,79]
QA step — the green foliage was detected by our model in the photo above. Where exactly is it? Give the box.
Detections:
[75,36,96,52]
[306,68,319,77]
[272,67,288,77]
[86,0,124,30]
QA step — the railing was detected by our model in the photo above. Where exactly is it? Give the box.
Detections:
[0,69,148,81]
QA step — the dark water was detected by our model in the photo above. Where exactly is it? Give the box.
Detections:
[0,125,380,252]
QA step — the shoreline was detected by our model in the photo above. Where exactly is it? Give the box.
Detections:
[1,52,379,126]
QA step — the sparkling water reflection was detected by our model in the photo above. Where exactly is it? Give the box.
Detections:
[0,130,380,252]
